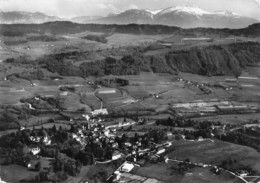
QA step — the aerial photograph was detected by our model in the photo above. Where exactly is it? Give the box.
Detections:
[0,0,259,182]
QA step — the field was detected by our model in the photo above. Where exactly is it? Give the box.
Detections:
[106,33,168,47]
[95,88,137,109]
[0,157,51,183]
[191,113,260,125]
[0,34,103,60]
[0,164,38,182]
[168,140,260,174]
[132,162,242,183]
[0,32,170,61]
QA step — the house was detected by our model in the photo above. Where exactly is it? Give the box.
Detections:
[20,126,25,131]
[30,147,40,155]
[165,142,172,147]
[136,141,142,147]
[72,133,77,139]
[29,136,41,143]
[121,162,135,172]
[91,108,108,116]
[112,142,119,148]
[181,37,213,43]
[104,129,110,137]
[125,142,132,147]
[43,135,51,145]
[198,136,204,141]
[164,156,169,163]
[236,170,249,177]
[156,147,165,155]
[82,114,90,121]
[112,151,122,160]
[167,132,173,136]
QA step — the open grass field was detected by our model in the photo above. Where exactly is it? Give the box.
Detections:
[191,113,260,125]
[132,162,241,183]
[168,140,260,174]
[106,33,168,47]
[0,164,38,183]
[61,92,92,112]
[95,88,137,108]
[0,34,102,60]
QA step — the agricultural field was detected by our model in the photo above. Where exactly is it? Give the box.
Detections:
[132,163,242,183]
[191,113,260,125]
[106,33,168,47]
[0,157,51,183]
[95,88,137,109]
[168,140,260,174]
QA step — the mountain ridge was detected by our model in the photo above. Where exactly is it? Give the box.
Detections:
[77,6,258,28]
[0,11,64,24]
[0,21,259,37]
[0,6,258,28]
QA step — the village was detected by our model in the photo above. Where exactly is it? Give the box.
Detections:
[1,113,259,183]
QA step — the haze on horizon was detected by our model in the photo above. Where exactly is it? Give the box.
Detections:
[1,0,260,21]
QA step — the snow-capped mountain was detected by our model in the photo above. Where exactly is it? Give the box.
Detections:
[89,6,258,28]
[93,9,154,24]
[0,6,258,28]
[157,6,212,16]
[0,11,64,24]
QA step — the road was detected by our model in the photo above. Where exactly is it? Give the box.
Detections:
[93,89,103,109]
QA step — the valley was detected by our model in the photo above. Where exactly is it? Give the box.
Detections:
[0,21,260,183]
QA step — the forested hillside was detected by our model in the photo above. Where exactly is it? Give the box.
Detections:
[35,42,260,78]
[0,22,260,36]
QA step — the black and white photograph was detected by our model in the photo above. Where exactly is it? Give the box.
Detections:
[0,0,260,182]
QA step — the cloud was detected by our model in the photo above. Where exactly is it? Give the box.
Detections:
[253,0,260,7]
[128,4,139,9]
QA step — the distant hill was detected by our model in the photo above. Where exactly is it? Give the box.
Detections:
[0,11,64,24]
[70,16,103,23]
[0,22,259,37]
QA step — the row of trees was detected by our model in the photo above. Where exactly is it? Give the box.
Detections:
[155,117,222,129]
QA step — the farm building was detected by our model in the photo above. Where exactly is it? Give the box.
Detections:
[112,151,122,160]
[181,37,213,43]
[121,162,135,172]
[91,108,108,116]
[156,147,166,155]
[97,88,117,94]
[30,147,41,155]
[238,76,259,84]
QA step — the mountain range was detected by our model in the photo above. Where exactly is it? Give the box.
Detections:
[0,11,63,24]
[0,6,258,28]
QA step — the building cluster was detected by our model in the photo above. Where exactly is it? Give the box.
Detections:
[67,117,174,164]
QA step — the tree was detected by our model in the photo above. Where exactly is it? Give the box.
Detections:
[70,125,75,132]
[52,124,57,133]
[35,161,41,171]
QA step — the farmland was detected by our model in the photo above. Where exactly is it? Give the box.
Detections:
[132,163,241,183]
[95,88,137,109]
[168,140,260,174]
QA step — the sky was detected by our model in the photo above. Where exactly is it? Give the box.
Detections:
[0,0,260,20]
